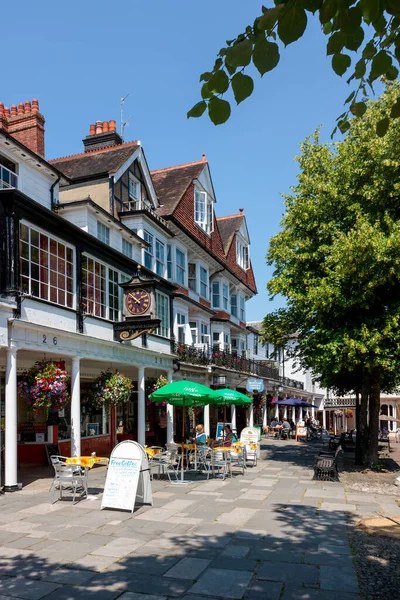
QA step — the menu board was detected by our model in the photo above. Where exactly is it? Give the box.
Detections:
[101,440,151,513]
[45,444,61,464]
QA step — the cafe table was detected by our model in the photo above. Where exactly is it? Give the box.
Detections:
[65,456,109,469]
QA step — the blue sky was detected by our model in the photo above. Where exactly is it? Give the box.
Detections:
[2,1,357,320]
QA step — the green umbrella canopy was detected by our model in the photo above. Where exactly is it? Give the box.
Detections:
[149,379,212,407]
[211,388,253,407]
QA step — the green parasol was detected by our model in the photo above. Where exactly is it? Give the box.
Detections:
[149,380,213,483]
[211,388,253,434]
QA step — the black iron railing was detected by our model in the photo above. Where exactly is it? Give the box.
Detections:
[280,376,305,390]
[173,342,280,379]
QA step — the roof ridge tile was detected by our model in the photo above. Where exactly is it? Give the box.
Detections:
[50,140,139,164]
[151,158,207,175]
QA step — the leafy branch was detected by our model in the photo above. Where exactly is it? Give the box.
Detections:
[187,0,400,135]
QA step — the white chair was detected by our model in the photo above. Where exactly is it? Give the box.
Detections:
[196,445,213,479]
[244,443,258,467]
[230,447,245,476]
[50,456,88,505]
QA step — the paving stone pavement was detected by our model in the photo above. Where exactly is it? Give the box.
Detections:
[1,437,389,600]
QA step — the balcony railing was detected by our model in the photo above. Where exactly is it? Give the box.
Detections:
[280,376,305,390]
[325,397,356,408]
[120,198,169,228]
[173,342,280,380]
[0,165,18,190]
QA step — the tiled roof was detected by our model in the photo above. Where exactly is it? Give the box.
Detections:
[50,141,139,181]
[151,159,206,216]
[217,214,244,253]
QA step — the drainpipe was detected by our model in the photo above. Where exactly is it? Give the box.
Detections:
[50,175,61,211]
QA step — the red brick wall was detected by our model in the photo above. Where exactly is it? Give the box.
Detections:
[8,113,45,157]
[226,233,257,293]
[173,183,226,262]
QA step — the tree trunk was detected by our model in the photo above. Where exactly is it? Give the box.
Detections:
[355,387,363,465]
[367,368,381,465]
[358,375,370,466]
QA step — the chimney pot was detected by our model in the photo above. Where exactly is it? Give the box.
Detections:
[25,100,31,113]
[109,119,116,132]
[5,107,10,118]
[0,103,4,115]
[32,99,39,112]
[11,105,17,116]
[89,124,96,135]
[102,121,109,132]
[18,103,25,115]
[95,120,103,134]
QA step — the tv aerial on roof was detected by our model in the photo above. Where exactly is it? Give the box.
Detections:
[120,94,132,141]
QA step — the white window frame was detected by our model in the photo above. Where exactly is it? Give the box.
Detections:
[189,321,198,345]
[253,334,259,356]
[200,322,210,345]
[176,248,186,285]
[222,283,229,311]
[81,253,124,321]
[155,291,170,338]
[195,187,214,235]
[236,237,250,270]
[122,238,133,259]
[231,294,238,318]
[212,280,220,309]
[188,262,197,293]
[143,230,154,270]
[167,244,173,279]
[155,239,165,277]
[19,221,75,310]
[239,295,245,321]
[177,313,186,344]
[224,332,230,351]
[200,266,208,299]
[97,221,110,245]
[128,173,140,204]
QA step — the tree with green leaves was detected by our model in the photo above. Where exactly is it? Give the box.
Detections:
[188,1,400,136]
[261,82,400,465]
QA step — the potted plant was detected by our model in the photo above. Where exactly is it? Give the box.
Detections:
[18,360,70,412]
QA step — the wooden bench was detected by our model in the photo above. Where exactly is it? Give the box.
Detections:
[313,446,342,481]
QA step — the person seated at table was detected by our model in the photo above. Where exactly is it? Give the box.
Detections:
[270,418,278,427]
[289,419,296,430]
[189,424,207,445]
[282,418,291,431]
[223,424,234,446]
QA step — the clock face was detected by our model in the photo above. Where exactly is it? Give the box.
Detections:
[125,288,151,316]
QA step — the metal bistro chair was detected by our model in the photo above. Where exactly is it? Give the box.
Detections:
[150,446,180,482]
[50,456,88,505]
[211,448,231,480]
[244,443,258,467]
[230,446,245,476]
[195,445,213,480]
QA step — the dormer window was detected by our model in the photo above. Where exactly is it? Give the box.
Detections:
[195,189,214,234]
[236,238,249,270]
[0,155,18,190]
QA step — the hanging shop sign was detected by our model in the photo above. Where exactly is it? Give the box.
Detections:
[101,440,152,512]
[113,319,161,342]
[246,379,265,393]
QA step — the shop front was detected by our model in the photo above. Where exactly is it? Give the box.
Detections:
[0,320,173,490]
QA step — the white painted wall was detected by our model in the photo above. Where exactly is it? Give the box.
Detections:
[19,162,54,210]
[20,299,76,333]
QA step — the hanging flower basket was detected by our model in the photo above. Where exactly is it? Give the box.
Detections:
[90,370,133,412]
[145,375,168,406]
[334,410,343,417]
[345,409,353,418]
[18,361,70,412]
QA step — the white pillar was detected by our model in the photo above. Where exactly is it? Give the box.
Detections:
[262,406,268,428]
[5,346,18,490]
[311,404,315,418]
[204,404,210,437]
[323,409,327,429]
[166,369,174,444]
[283,407,287,419]
[71,357,81,457]
[249,404,254,427]
[231,405,237,433]
[275,404,279,419]
[138,367,145,446]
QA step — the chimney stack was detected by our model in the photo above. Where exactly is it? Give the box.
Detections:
[83,119,123,152]
[0,98,45,157]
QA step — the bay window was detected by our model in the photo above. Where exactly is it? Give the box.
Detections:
[82,256,121,321]
[155,292,170,337]
[176,248,186,285]
[177,313,186,344]
[200,323,209,345]
[155,239,165,276]
[224,333,230,351]
[167,244,173,279]
[20,223,74,309]
[222,284,229,311]
[97,221,110,245]
[188,263,197,292]
[231,294,238,317]
[122,239,133,259]
[190,321,198,344]
[212,281,220,308]
[240,295,245,321]
[144,230,153,269]
[200,267,208,298]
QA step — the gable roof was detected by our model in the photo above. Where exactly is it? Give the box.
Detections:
[217,214,244,253]
[151,159,206,216]
[50,141,140,182]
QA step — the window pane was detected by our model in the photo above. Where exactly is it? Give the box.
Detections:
[188,263,197,292]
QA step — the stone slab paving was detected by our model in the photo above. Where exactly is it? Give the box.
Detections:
[0,438,383,599]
